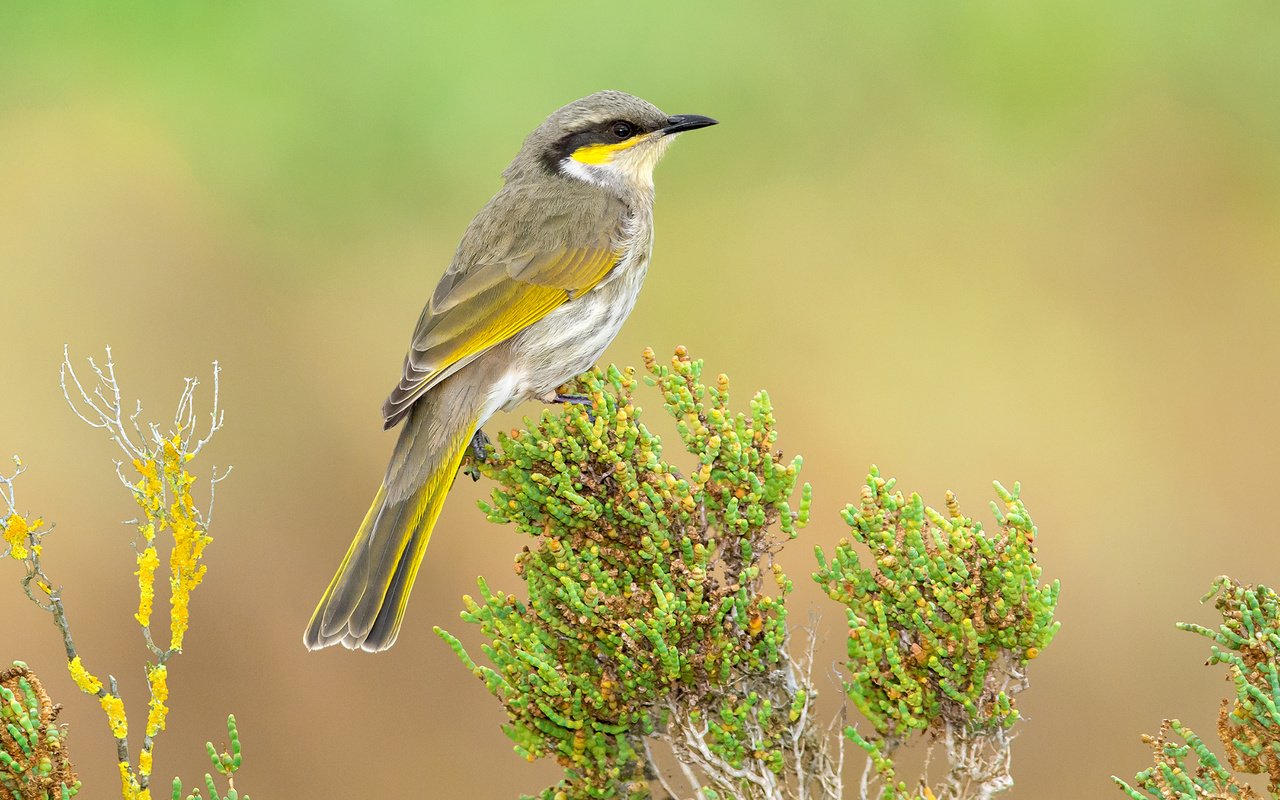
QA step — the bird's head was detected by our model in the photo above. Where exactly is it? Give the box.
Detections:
[508,91,717,196]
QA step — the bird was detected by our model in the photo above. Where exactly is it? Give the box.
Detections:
[304,91,717,652]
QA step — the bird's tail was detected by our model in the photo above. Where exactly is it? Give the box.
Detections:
[303,381,480,652]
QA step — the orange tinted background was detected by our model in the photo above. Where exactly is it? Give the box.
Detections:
[2,3,1279,797]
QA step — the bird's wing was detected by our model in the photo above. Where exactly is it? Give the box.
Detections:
[381,217,623,428]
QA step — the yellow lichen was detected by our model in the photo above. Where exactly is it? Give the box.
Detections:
[117,760,147,800]
[129,435,213,652]
[132,457,164,526]
[134,545,160,627]
[67,656,103,695]
[145,664,169,739]
[3,513,38,560]
[164,438,210,652]
[100,691,128,739]
[167,496,209,650]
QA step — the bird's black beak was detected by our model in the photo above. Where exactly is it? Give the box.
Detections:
[661,114,719,135]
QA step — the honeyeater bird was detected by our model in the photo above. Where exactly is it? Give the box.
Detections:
[304,91,717,652]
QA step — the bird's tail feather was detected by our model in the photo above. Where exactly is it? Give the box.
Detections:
[304,388,478,652]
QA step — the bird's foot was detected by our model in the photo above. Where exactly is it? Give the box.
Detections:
[539,390,596,422]
[551,393,593,407]
[463,428,492,482]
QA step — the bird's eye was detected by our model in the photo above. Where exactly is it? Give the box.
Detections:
[610,121,635,139]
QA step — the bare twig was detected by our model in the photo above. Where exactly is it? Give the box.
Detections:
[8,347,232,795]
[646,619,845,800]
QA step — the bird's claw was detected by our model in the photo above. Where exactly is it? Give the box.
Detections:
[463,428,492,482]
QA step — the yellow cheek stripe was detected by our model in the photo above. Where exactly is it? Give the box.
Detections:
[571,136,645,165]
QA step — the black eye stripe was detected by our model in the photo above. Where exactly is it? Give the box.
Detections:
[540,119,653,175]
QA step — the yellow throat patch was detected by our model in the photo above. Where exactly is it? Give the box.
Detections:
[570,136,645,165]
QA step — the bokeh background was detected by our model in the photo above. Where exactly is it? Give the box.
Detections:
[3,3,1279,797]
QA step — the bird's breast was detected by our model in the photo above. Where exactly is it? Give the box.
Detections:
[504,213,654,404]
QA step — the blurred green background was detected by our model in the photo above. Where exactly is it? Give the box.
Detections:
[3,2,1279,797]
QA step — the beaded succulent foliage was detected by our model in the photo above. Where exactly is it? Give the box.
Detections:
[439,348,1064,800]
[1115,577,1280,800]
[814,470,1060,798]
[0,661,79,800]
[438,348,813,799]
